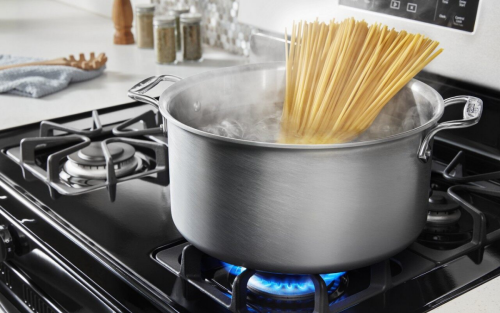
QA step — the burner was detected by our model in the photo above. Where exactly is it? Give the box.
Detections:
[223,263,347,301]
[417,191,473,249]
[77,142,128,162]
[247,272,346,300]
[61,142,142,180]
[418,223,472,249]
[427,210,462,225]
[429,191,460,212]
[427,191,461,225]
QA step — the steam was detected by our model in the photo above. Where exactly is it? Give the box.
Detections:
[199,84,434,144]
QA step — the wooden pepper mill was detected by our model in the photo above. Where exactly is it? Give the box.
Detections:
[112,0,135,45]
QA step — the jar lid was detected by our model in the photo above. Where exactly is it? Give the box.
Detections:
[135,4,155,13]
[180,13,202,23]
[171,5,190,15]
[154,15,176,26]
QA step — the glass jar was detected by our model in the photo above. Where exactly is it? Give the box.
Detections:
[170,6,190,52]
[154,15,177,64]
[180,13,203,61]
[135,4,155,49]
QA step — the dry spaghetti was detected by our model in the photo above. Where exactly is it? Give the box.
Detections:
[280,18,443,144]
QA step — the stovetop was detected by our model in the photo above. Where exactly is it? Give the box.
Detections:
[0,72,500,313]
[0,105,185,312]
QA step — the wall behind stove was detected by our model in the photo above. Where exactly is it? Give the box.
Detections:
[238,0,500,91]
[55,0,255,56]
[186,0,255,56]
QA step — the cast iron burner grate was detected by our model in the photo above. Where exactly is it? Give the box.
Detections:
[4,110,168,201]
[411,150,500,264]
[154,242,440,313]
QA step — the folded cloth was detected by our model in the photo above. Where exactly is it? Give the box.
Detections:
[0,55,105,98]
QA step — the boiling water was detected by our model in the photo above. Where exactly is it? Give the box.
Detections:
[199,87,433,144]
[201,109,283,143]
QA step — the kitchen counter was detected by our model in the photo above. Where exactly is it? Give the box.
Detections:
[0,0,246,130]
[1,1,500,312]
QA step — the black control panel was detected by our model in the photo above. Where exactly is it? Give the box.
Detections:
[339,0,480,33]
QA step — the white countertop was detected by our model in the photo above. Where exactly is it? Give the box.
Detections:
[431,275,500,313]
[1,0,500,312]
[0,0,246,130]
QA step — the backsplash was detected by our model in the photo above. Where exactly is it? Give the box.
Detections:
[158,0,255,56]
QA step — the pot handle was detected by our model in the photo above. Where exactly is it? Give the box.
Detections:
[128,75,182,108]
[418,96,483,162]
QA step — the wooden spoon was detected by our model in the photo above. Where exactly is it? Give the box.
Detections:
[0,52,108,71]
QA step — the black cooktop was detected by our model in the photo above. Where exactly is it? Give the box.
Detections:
[0,72,500,313]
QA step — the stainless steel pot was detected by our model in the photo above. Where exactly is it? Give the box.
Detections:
[128,63,482,274]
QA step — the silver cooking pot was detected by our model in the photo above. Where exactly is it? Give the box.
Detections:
[128,63,482,274]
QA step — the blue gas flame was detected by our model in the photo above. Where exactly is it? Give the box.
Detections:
[222,262,346,297]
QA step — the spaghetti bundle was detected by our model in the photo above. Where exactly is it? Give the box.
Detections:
[280,18,443,144]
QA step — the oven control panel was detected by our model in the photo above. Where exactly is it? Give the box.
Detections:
[339,0,480,33]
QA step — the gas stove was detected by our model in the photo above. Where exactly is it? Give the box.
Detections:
[0,72,499,313]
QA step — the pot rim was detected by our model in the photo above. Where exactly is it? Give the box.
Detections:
[158,62,445,149]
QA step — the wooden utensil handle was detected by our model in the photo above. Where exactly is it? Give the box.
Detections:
[0,58,67,71]
[0,53,107,71]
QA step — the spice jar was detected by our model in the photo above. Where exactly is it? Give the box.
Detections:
[180,13,203,61]
[154,15,177,64]
[135,4,155,48]
[170,6,190,52]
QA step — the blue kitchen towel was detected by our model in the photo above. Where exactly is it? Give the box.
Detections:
[0,55,105,98]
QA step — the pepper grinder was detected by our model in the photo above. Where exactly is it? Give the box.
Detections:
[112,0,135,44]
